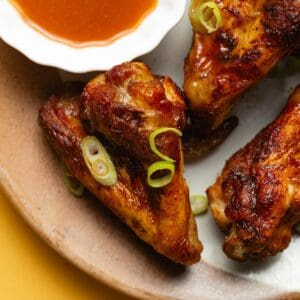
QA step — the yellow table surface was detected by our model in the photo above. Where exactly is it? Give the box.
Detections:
[0,187,133,300]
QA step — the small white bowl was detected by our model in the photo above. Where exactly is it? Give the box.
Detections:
[0,0,187,73]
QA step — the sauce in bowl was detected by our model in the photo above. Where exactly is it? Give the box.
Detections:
[11,0,157,47]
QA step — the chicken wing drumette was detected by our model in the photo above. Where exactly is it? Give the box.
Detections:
[184,0,300,135]
[39,63,202,265]
[207,86,300,261]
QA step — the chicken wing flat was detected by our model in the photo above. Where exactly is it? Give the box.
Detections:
[184,0,300,134]
[39,63,202,265]
[207,85,300,261]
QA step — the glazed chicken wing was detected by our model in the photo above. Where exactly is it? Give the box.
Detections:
[80,62,186,164]
[184,0,300,134]
[207,86,300,261]
[39,63,202,265]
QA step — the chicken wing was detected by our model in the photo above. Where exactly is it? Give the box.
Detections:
[207,86,300,261]
[184,0,300,134]
[80,62,186,164]
[39,63,202,265]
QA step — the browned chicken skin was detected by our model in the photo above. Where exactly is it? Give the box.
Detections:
[207,86,300,261]
[184,0,300,134]
[81,62,186,164]
[39,63,202,265]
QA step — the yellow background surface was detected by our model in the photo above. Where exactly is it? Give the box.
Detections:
[0,188,133,300]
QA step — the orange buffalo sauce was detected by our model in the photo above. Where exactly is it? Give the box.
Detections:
[11,0,157,47]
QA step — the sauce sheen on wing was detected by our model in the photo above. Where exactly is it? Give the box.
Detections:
[184,0,300,134]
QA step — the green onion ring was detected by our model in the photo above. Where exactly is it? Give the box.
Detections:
[61,163,84,197]
[147,161,175,188]
[91,159,109,177]
[149,127,182,162]
[190,195,208,216]
[81,136,117,187]
[198,2,222,33]
[190,1,222,34]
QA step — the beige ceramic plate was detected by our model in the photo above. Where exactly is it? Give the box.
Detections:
[1,9,300,299]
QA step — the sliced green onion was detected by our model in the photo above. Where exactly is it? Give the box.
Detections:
[147,161,175,188]
[295,223,300,234]
[61,163,84,197]
[190,195,208,216]
[149,127,182,162]
[81,136,117,187]
[190,1,222,34]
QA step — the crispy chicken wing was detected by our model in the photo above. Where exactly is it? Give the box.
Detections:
[39,63,202,265]
[80,62,186,164]
[184,0,300,134]
[207,86,300,261]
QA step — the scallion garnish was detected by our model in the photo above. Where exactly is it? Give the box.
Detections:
[61,163,84,197]
[147,127,182,188]
[190,195,208,216]
[149,127,182,162]
[81,136,117,186]
[189,1,222,34]
[147,161,175,188]
[295,223,300,234]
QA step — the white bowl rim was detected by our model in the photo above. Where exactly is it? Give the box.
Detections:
[0,0,187,73]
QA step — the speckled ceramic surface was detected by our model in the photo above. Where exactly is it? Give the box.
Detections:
[0,4,300,299]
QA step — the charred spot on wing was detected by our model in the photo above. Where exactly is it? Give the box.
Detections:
[214,30,238,59]
[263,0,300,48]
[113,104,145,128]
[228,49,263,80]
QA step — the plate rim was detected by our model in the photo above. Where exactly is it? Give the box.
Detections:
[2,164,300,300]
[0,165,169,300]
